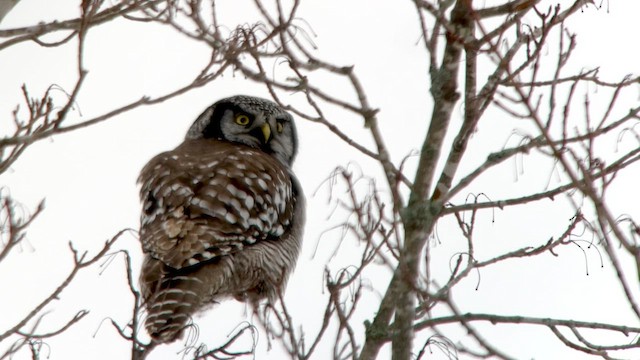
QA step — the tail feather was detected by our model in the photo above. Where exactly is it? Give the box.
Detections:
[146,276,203,342]
[141,258,215,343]
[140,249,282,343]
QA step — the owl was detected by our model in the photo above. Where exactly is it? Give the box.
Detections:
[137,95,305,343]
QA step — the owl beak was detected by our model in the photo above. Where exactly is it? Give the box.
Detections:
[260,123,272,144]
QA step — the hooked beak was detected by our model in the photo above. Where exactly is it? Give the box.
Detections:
[260,123,272,143]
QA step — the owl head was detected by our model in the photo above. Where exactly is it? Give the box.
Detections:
[186,95,298,166]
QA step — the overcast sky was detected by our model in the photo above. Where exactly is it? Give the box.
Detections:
[2,1,640,359]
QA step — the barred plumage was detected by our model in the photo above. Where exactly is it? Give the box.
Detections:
[138,96,305,343]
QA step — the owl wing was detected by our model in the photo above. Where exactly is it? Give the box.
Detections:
[138,139,296,269]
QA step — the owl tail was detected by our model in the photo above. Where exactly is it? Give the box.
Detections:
[144,272,207,343]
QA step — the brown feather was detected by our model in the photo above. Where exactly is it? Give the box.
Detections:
[137,138,304,342]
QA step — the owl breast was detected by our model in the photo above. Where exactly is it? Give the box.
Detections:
[138,138,296,269]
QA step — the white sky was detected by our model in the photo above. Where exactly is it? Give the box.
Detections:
[2,0,640,359]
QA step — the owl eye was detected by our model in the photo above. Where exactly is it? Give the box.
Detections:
[235,114,251,126]
[276,121,284,133]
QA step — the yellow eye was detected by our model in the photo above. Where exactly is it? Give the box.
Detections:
[276,121,284,133]
[235,114,250,126]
